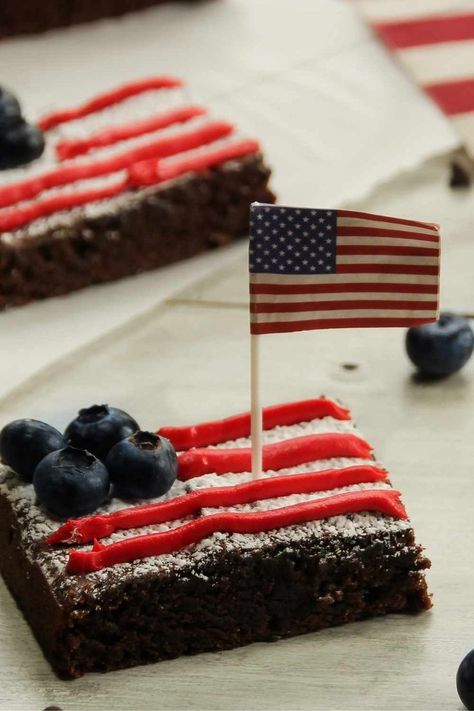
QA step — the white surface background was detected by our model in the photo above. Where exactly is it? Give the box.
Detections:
[0,0,460,396]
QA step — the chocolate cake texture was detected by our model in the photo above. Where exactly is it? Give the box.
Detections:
[0,1,199,38]
[0,400,431,678]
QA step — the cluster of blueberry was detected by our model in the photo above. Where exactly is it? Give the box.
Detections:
[0,86,45,170]
[406,313,474,377]
[0,405,178,519]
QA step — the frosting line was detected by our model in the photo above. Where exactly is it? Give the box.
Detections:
[47,464,387,545]
[158,397,351,450]
[178,432,373,480]
[65,489,407,574]
[55,105,208,160]
[39,76,184,131]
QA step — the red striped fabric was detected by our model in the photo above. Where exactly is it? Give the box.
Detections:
[425,77,474,116]
[374,12,474,50]
[358,2,474,159]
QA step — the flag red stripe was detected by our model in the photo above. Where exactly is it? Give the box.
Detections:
[55,105,207,160]
[251,318,433,334]
[39,76,184,131]
[337,209,438,231]
[373,13,474,50]
[425,77,474,116]
[250,300,438,314]
[0,121,234,211]
[250,282,439,295]
[337,264,438,275]
[337,245,439,257]
[337,226,439,242]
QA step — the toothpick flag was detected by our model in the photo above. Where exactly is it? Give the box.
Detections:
[248,202,440,479]
[249,204,440,335]
[357,1,474,159]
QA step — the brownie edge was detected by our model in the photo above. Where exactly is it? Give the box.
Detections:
[0,0,201,38]
[0,153,275,310]
[0,484,431,679]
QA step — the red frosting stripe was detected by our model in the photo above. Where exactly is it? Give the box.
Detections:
[65,489,407,574]
[128,139,260,187]
[47,464,387,545]
[0,137,259,233]
[158,397,351,450]
[55,105,208,160]
[0,121,234,211]
[0,178,128,233]
[177,433,373,481]
[39,76,184,131]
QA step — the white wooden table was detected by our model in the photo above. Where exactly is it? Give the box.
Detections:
[0,2,472,709]
[0,155,472,710]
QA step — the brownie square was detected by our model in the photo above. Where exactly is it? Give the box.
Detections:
[0,77,275,309]
[0,398,430,678]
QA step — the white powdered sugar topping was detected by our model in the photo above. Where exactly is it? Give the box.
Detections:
[0,405,412,598]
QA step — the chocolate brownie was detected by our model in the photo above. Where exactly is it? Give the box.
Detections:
[0,77,275,309]
[0,398,431,678]
[0,0,200,38]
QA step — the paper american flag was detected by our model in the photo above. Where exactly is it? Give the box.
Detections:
[249,203,440,335]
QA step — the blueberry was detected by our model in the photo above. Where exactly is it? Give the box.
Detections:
[457,649,474,710]
[33,446,110,518]
[0,87,22,129]
[406,312,474,377]
[0,419,65,481]
[106,431,177,499]
[0,121,45,170]
[64,405,139,461]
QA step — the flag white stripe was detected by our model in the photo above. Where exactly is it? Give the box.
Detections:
[337,217,438,235]
[336,255,439,266]
[338,235,440,249]
[356,0,471,23]
[251,292,438,304]
[398,41,474,85]
[251,309,437,323]
[250,273,439,285]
